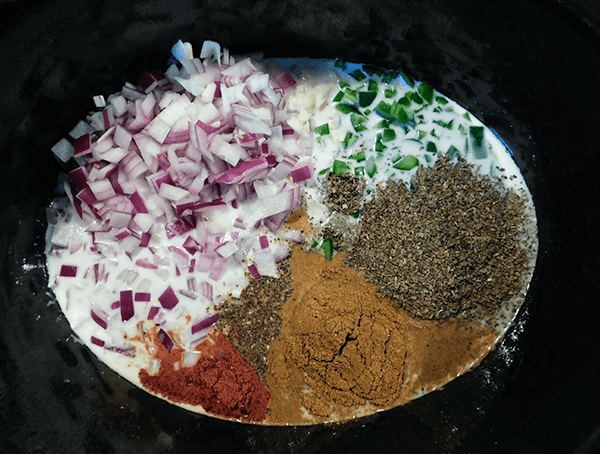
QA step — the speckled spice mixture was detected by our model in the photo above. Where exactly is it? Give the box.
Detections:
[344,156,531,320]
[214,260,292,381]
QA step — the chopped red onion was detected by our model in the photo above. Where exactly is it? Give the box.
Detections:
[157,329,175,352]
[135,292,151,302]
[247,263,262,280]
[59,265,77,277]
[147,306,160,320]
[191,313,219,335]
[259,235,269,249]
[291,164,313,183]
[91,336,106,348]
[90,305,108,329]
[158,286,179,310]
[120,290,135,321]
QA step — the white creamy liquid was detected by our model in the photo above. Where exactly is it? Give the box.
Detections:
[46,49,538,421]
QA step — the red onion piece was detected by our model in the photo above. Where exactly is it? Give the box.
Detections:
[147,306,160,320]
[291,164,313,183]
[120,290,135,321]
[158,286,179,310]
[191,313,219,335]
[59,265,77,277]
[259,235,269,249]
[135,292,151,302]
[90,306,108,330]
[247,263,262,280]
[91,336,106,347]
[157,329,174,353]
[216,156,268,184]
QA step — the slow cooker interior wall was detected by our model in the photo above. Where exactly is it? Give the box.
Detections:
[1,0,599,452]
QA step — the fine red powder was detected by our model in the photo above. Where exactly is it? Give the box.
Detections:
[139,331,270,423]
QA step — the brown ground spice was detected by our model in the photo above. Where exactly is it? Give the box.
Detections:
[265,246,497,424]
[344,156,529,320]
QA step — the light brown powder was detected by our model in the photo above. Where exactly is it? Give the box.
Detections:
[265,246,497,425]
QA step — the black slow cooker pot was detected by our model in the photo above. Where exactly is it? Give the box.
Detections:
[1,0,599,452]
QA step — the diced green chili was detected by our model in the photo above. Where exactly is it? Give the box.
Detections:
[397,69,414,87]
[315,123,330,135]
[435,96,449,105]
[349,69,366,81]
[417,82,434,103]
[342,132,358,148]
[406,91,424,105]
[447,145,460,157]
[393,155,420,170]
[469,126,487,159]
[366,157,377,177]
[335,103,356,115]
[382,128,396,142]
[321,238,334,260]
[358,91,377,107]
[351,112,368,132]
[332,159,351,175]
[352,150,366,162]
[426,141,437,153]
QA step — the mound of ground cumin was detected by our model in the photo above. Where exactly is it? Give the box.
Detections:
[344,156,529,320]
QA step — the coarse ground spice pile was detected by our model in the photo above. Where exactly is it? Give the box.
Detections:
[215,260,293,380]
[325,172,365,215]
[344,156,529,320]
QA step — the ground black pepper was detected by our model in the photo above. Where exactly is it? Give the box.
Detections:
[215,259,293,380]
[343,156,531,320]
[325,172,365,215]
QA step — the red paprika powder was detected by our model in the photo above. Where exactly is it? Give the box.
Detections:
[139,330,270,423]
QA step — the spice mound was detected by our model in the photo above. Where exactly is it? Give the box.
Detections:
[345,156,530,320]
[139,330,270,423]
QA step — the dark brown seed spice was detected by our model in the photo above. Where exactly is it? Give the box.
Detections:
[342,156,532,320]
[215,259,293,380]
[325,172,365,215]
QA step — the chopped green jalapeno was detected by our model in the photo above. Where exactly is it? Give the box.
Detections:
[393,155,420,170]
[315,123,330,135]
[321,238,334,260]
[332,159,351,175]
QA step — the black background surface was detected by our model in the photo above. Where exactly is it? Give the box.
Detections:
[1,0,599,452]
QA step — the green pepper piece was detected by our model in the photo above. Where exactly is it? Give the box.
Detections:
[382,128,396,142]
[321,238,334,260]
[342,132,358,149]
[332,160,351,175]
[393,155,420,170]
[349,69,366,81]
[315,123,330,135]
[366,157,377,177]
[358,91,377,107]
[469,126,487,159]
[426,141,437,153]
[336,103,356,115]
[352,150,366,162]
[418,82,434,103]
[351,112,368,132]
[447,145,460,157]
[397,69,414,87]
